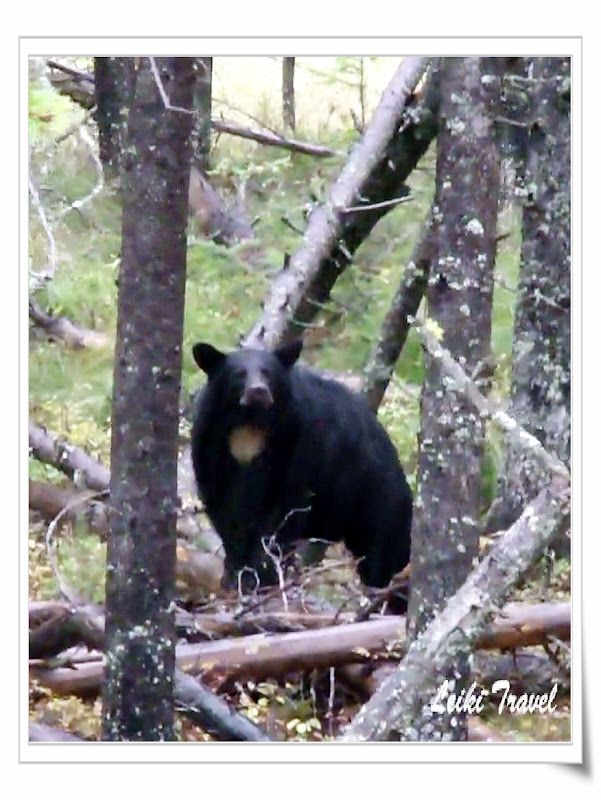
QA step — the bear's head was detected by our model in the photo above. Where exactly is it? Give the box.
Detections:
[192,340,303,430]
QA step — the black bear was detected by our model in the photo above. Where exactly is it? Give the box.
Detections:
[191,339,412,596]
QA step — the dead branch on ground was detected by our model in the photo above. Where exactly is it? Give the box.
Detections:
[29,423,110,491]
[175,669,271,741]
[29,302,109,350]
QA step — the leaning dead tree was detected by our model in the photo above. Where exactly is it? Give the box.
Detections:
[243,56,434,349]
[341,475,570,741]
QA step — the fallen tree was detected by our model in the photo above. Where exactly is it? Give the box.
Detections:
[29,599,570,694]
[29,423,110,492]
[29,301,109,350]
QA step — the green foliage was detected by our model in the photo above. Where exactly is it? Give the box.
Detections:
[28,81,82,143]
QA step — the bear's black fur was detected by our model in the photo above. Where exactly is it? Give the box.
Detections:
[191,339,413,595]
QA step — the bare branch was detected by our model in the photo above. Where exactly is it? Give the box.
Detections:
[28,172,58,291]
[56,126,104,222]
[343,193,411,214]
[212,118,340,158]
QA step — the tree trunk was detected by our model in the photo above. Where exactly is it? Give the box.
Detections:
[363,207,434,411]
[191,57,213,172]
[488,57,571,553]
[102,57,195,742]
[282,57,295,132]
[407,57,503,740]
[93,57,136,182]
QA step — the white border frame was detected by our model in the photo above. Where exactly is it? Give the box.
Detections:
[19,37,583,767]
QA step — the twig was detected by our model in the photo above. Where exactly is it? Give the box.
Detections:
[212,118,341,158]
[148,57,197,117]
[56,126,104,222]
[233,558,350,620]
[28,172,58,291]
[343,194,411,214]
[44,489,109,604]
[213,96,283,139]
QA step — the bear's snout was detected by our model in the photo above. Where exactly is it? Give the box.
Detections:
[240,383,273,408]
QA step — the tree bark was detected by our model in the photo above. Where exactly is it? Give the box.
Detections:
[93,57,136,181]
[191,57,213,172]
[102,57,195,742]
[407,57,503,741]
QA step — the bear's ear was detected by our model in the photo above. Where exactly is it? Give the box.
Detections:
[274,339,303,369]
[192,343,226,377]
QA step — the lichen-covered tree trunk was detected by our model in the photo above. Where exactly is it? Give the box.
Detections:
[102,57,195,741]
[94,57,136,181]
[407,57,503,741]
[488,57,571,546]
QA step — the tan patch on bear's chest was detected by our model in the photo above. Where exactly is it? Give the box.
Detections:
[228,426,267,464]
